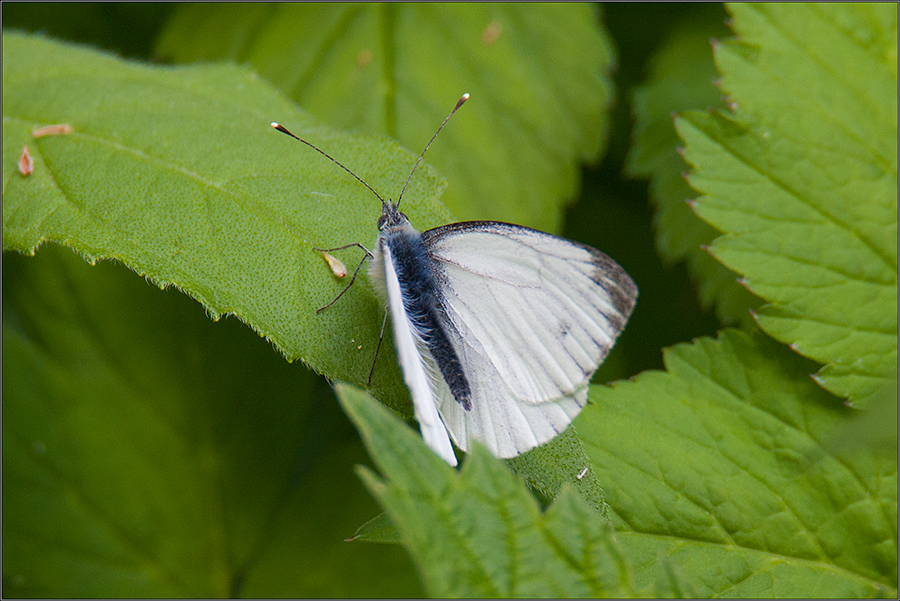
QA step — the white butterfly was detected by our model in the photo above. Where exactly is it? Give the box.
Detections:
[273,94,637,466]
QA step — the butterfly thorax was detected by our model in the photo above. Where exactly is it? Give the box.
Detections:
[374,209,473,412]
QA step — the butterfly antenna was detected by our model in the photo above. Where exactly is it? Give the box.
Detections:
[396,93,469,208]
[271,122,388,208]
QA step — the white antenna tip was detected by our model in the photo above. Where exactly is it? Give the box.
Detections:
[270,122,280,128]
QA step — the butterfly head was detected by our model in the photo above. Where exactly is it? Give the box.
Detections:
[377,200,411,233]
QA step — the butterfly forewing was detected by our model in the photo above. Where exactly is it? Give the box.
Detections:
[420,221,637,458]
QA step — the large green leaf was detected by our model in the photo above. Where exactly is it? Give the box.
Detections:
[626,13,761,326]
[1,245,424,598]
[2,31,454,411]
[676,4,898,402]
[578,330,898,598]
[156,3,616,233]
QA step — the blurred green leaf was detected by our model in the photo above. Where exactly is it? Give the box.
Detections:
[627,15,761,325]
[579,330,898,597]
[336,383,643,598]
[676,3,898,402]
[156,3,616,233]
[1,3,173,59]
[1,245,423,598]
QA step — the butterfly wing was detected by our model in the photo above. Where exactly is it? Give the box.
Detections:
[421,221,637,458]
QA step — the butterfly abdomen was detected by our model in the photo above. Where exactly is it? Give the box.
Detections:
[381,226,473,411]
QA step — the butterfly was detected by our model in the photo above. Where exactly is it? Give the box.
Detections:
[273,94,637,466]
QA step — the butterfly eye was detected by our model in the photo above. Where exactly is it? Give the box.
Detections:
[377,214,387,230]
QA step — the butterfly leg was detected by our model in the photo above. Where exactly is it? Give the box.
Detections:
[367,310,389,386]
[313,243,373,313]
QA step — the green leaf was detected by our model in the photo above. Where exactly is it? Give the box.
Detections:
[1,245,424,598]
[675,4,898,402]
[506,425,609,517]
[348,426,611,545]
[2,31,454,411]
[626,13,761,325]
[348,427,611,545]
[825,375,899,455]
[156,3,616,233]
[578,329,898,597]
[335,383,642,598]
